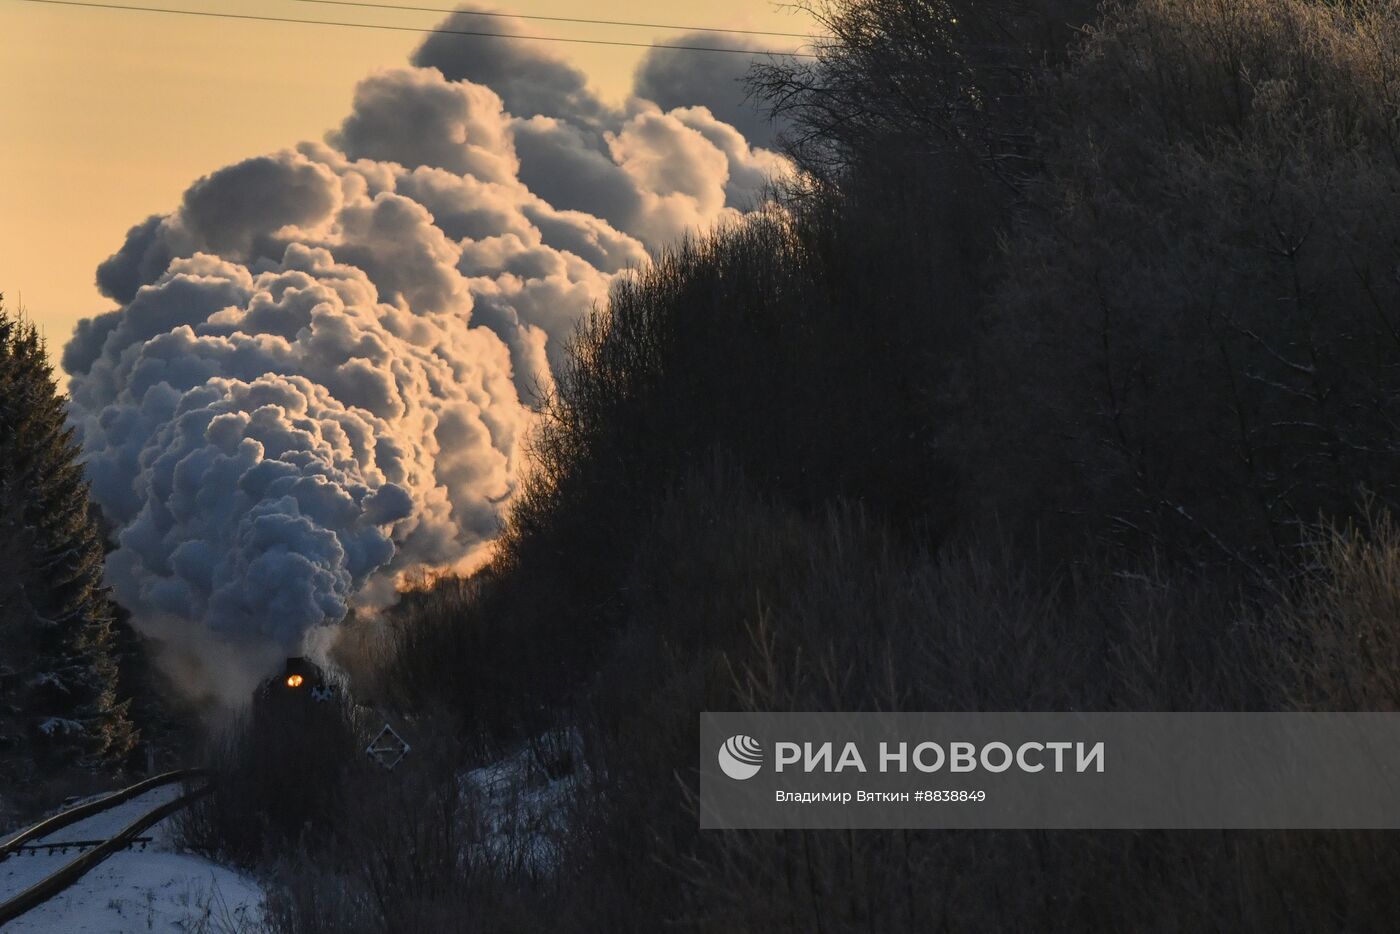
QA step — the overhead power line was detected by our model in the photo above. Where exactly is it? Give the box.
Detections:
[292,0,825,40]
[13,0,820,56]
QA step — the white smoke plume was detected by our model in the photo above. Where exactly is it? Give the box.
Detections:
[63,8,790,697]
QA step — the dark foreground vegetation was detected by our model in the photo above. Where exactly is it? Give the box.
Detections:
[188,0,1400,929]
[0,297,153,825]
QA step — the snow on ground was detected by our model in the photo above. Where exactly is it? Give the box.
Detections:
[0,786,264,933]
[463,728,583,872]
[2,847,263,933]
[0,732,586,931]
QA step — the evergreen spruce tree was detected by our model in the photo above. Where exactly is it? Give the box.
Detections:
[0,295,135,783]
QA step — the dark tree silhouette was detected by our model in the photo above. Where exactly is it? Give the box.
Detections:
[0,295,135,784]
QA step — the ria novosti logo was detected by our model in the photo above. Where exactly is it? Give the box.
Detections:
[718,734,764,780]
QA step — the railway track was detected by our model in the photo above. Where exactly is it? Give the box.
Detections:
[0,769,212,927]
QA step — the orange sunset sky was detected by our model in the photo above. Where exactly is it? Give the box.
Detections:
[0,0,814,384]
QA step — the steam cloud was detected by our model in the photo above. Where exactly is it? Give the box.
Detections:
[63,9,790,694]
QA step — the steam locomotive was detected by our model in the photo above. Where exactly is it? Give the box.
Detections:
[252,656,337,724]
[250,657,401,771]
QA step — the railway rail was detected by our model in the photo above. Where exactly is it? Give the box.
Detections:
[0,769,212,927]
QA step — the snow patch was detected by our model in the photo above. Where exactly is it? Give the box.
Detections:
[463,728,583,872]
[0,786,264,933]
[37,717,85,737]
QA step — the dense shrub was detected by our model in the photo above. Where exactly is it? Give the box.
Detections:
[260,720,557,934]
[252,0,1400,929]
[178,697,360,868]
[294,469,1400,930]
[439,179,980,729]
[986,0,1400,560]
[754,0,1099,187]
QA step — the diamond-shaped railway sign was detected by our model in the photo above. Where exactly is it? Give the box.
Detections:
[366,723,410,770]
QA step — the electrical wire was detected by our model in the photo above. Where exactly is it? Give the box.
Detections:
[291,0,824,40]
[12,0,820,56]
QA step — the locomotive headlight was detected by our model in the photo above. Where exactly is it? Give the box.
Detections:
[286,674,304,688]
